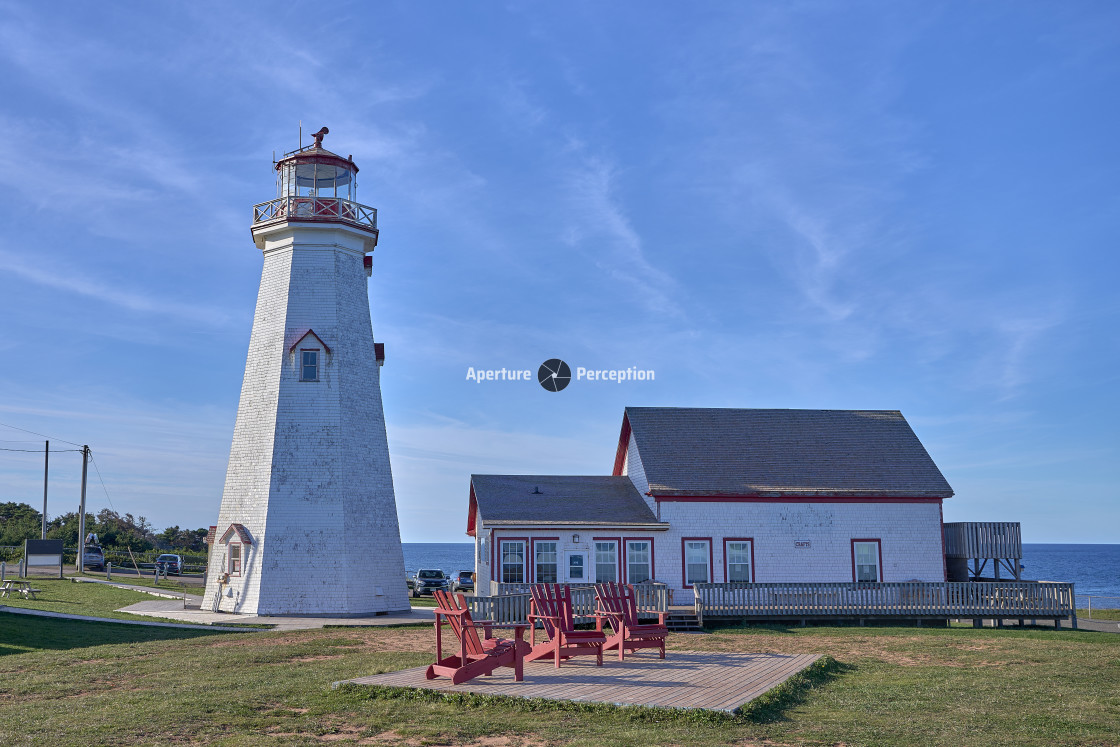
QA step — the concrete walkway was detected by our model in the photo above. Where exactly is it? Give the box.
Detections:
[118,598,436,631]
[0,605,253,632]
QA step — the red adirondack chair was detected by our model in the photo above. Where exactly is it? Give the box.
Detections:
[426,590,528,685]
[594,582,668,661]
[527,583,607,668]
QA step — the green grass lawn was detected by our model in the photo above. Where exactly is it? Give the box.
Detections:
[1,611,1119,746]
[1080,608,1120,621]
[69,571,205,595]
[0,577,183,621]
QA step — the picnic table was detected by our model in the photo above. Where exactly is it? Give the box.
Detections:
[0,579,39,600]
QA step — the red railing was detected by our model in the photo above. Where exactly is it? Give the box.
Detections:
[252,196,377,233]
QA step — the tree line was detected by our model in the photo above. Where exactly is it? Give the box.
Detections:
[0,501,208,552]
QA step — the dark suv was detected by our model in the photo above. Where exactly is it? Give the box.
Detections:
[412,569,449,598]
[155,554,183,576]
[452,570,474,593]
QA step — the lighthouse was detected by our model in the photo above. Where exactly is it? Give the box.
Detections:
[202,130,410,616]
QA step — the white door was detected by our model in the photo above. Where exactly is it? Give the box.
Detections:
[565,551,588,583]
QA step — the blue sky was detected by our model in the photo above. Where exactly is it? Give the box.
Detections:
[0,1,1117,543]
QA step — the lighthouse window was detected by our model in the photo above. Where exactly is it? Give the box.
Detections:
[300,350,319,381]
[228,544,242,576]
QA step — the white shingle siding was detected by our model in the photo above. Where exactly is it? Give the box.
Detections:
[623,434,653,514]
[203,223,409,616]
[655,500,945,596]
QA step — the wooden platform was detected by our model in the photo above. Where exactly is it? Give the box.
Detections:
[336,650,820,713]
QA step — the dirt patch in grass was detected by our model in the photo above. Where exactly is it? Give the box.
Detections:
[207,627,435,654]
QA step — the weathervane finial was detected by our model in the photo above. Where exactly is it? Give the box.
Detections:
[312,126,329,148]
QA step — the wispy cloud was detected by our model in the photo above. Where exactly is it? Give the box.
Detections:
[0,249,235,327]
[562,155,680,315]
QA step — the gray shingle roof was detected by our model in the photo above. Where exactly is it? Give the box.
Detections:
[471,475,666,527]
[625,407,953,498]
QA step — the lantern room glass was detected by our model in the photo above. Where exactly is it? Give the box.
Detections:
[277,160,356,201]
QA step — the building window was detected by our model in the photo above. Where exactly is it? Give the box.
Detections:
[594,541,617,583]
[500,540,525,584]
[853,540,882,583]
[726,539,753,583]
[300,350,319,381]
[683,539,710,587]
[626,540,652,583]
[228,543,242,576]
[568,553,585,581]
[535,541,558,583]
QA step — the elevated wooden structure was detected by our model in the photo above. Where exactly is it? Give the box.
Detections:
[943,521,1023,581]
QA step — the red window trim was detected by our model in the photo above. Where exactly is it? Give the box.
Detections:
[623,537,655,584]
[497,536,529,585]
[723,537,755,583]
[299,348,321,382]
[851,538,883,583]
[680,536,713,589]
[592,536,622,584]
[228,542,242,577]
[529,536,560,584]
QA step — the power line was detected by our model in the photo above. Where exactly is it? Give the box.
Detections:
[0,420,82,448]
[89,451,117,513]
[0,447,81,453]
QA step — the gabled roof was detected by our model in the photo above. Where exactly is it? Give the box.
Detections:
[219,523,254,545]
[289,329,331,355]
[618,407,954,498]
[468,475,667,535]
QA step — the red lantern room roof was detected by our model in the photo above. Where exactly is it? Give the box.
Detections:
[275,144,358,175]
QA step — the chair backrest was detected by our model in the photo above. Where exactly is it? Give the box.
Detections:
[530,583,575,638]
[433,590,485,656]
[595,582,640,629]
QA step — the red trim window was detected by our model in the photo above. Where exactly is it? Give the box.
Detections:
[531,537,560,584]
[625,538,654,584]
[499,538,527,584]
[593,537,620,583]
[851,539,883,583]
[299,349,320,382]
[723,538,755,583]
[228,543,242,576]
[681,537,713,588]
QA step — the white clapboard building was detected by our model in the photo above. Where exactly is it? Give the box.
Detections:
[469,407,953,597]
[202,133,409,616]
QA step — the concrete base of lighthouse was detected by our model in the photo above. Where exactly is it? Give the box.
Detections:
[202,221,410,617]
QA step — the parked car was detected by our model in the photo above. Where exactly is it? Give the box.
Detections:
[452,570,474,593]
[412,568,449,598]
[155,554,183,576]
[82,545,105,571]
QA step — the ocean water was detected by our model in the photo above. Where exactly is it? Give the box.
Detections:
[403,542,1120,607]
[402,542,474,576]
[1021,544,1120,604]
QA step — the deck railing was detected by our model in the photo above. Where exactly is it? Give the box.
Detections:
[473,582,670,624]
[252,196,378,233]
[943,522,1022,559]
[694,581,1075,621]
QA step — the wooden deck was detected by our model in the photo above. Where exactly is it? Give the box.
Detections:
[336,650,820,713]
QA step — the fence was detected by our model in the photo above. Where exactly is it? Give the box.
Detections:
[470,582,670,624]
[693,581,1076,625]
[1078,595,1120,618]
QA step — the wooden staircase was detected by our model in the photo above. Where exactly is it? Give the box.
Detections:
[665,609,703,633]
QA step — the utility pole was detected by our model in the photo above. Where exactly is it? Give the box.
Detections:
[76,445,89,573]
[41,440,48,539]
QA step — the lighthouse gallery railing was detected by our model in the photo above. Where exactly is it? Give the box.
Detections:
[252,196,378,233]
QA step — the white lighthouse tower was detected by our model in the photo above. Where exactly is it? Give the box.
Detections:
[203,129,410,616]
